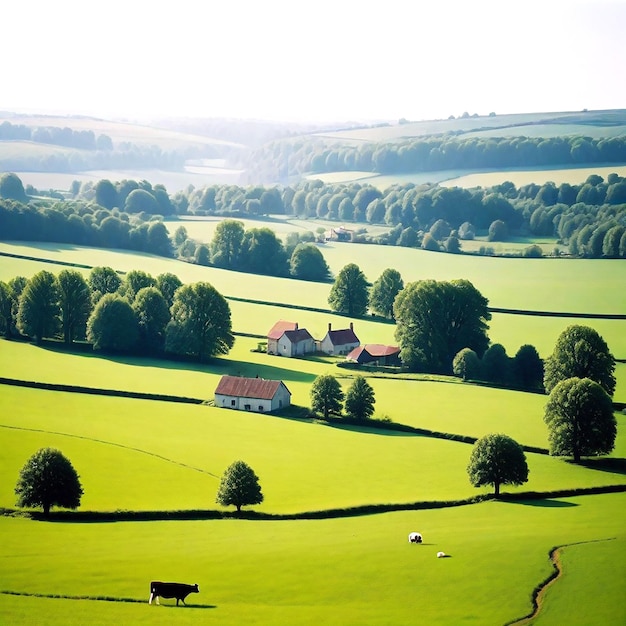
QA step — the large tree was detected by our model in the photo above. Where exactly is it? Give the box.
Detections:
[133,287,170,353]
[512,344,544,391]
[120,270,156,303]
[16,270,61,344]
[240,227,288,276]
[88,266,121,302]
[216,460,264,513]
[87,293,138,352]
[543,325,616,397]
[328,263,369,316]
[544,377,616,462]
[15,448,83,516]
[289,243,330,281]
[165,282,234,361]
[310,374,344,419]
[467,433,529,496]
[210,219,245,269]
[344,375,375,421]
[369,268,404,319]
[155,272,183,309]
[56,269,92,344]
[394,279,491,374]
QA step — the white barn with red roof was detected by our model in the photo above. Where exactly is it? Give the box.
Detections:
[320,322,360,356]
[215,375,291,413]
[267,320,315,357]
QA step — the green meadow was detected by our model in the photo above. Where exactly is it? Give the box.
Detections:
[1,234,625,625]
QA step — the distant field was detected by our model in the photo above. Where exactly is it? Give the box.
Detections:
[442,164,626,189]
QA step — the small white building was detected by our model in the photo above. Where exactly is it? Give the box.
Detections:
[214,375,291,413]
[319,322,360,356]
[267,320,315,357]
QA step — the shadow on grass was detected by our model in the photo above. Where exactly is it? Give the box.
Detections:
[509,499,578,508]
[570,457,626,476]
[38,342,317,385]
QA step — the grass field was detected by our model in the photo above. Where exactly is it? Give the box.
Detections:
[1,227,625,624]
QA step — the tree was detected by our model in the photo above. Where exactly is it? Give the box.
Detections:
[544,377,616,463]
[133,287,170,353]
[369,268,404,319]
[125,188,159,214]
[87,293,138,352]
[452,348,481,381]
[210,219,245,269]
[56,269,92,344]
[328,263,369,316]
[488,219,508,242]
[155,272,183,309]
[544,325,616,397]
[146,221,174,257]
[88,266,121,302]
[94,179,118,209]
[240,227,288,276]
[289,243,330,281]
[310,374,344,419]
[0,172,27,201]
[17,270,61,344]
[481,343,511,385]
[2,276,27,337]
[165,282,234,361]
[467,434,529,496]
[120,270,156,303]
[512,344,544,390]
[216,460,263,513]
[15,448,83,516]
[394,279,491,374]
[344,376,375,421]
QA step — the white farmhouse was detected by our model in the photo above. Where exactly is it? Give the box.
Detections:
[319,322,360,356]
[214,375,291,413]
[267,320,315,357]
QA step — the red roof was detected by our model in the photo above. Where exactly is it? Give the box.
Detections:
[267,320,297,340]
[215,376,289,400]
[363,344,400,357]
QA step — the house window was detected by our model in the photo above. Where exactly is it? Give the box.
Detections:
[231,400,236,407]
[258,405,264,412]
[244,404,251,411]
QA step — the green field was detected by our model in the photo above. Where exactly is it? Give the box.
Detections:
[1,230,625,625]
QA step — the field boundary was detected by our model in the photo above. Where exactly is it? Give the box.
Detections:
[1,250,624,321]
[2,486,625,523]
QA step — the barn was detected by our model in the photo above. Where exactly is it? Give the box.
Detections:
[346,344,401,366]
[214,375,291,413]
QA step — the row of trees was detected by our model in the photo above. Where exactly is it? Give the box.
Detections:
[0,121,113,150]
[245,134,626,181]
[0,268,234,361]
[310,374,376,421]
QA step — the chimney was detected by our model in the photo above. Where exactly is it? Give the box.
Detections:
[328,323,332,332]
[350,322,353,331]
[295,322,298,330]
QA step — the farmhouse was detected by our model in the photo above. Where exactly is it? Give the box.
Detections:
[215,375,291,413]
[346,344,401,366]
[325,226,352,242]
[266,320,315,357]
[320,322,360,356]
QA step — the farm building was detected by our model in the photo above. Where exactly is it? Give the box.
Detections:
[214,375,291,413]
[346,344,401,366]
[325,227,352,242]
[266,320,315,357]
[320,322,360,356]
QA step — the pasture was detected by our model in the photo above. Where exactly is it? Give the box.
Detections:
[1,230,625,624]
[1,495,624,625]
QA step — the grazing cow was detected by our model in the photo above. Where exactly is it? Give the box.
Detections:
[408,532,423,544]
[149,581,199,606]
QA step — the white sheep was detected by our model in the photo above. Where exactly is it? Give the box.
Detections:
[408,532,423,543]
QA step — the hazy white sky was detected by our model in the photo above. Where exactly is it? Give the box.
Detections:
[2,0,625,123]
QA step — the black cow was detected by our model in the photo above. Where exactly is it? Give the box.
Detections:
[149,581,199,606]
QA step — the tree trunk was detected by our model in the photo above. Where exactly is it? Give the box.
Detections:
[494,481,500,497]
[43,502,50,517]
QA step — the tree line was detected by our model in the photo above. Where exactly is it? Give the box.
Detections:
[244,134,626,182]
[0,267,234,362]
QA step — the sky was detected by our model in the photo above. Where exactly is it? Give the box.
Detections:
[2,0,625,123]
